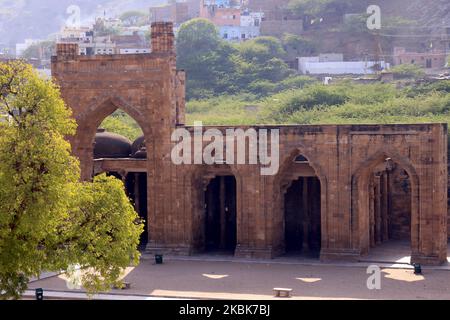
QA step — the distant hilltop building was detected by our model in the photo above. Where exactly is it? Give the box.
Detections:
[57,25,149,56]
[149,0,200,25]
[393,47,447,70]
[200,0,263,41]
[246,0,303,37]
[203,0,232,7]
[246,0,289,16]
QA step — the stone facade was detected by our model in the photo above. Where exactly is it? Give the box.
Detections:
[52,22,448,265]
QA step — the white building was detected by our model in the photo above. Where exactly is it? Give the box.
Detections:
[59,26,92,40]
[241,11,263,27]
[219,25,260,41]
[119,48,150,54]
[218,9,263,42]
[298,55,390,75]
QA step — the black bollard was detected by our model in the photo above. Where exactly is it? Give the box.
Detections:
[35,288,44,301]
[155,254,164,265]
[413,263,422,275]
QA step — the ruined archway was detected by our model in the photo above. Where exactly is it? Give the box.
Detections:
[352,150,420,260]
[79,96,151,248]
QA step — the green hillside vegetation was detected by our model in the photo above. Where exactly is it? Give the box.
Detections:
[98,15,450,143]
[101,110,143,141]
[105,81,450,143]
[389,64,426,79]
[185,80,450,130]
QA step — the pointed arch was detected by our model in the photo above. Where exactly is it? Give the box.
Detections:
[71,96,153,181]
[276,148,328,195]
[76,96,152,145]
[351,148,420,257]
[273,147,329,257]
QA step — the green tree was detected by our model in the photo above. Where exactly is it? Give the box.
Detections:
[120,10,148,27]
[101,110,143,141]
[288,0,331,16]
[282,34,317,56]
[237,36,286,64]
[288,0,363,17]
[21,41,55,60]
[177,19,237,99]
[177,19,297,99]
[0,61,143,299]
[390,64,426,79]
[234,37,293,94]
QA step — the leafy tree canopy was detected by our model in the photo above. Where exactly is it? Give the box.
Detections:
[0,61,143,299]
[21,41,55,60]
[120,10,149,27]
[288,0,365,17]
[176,19,296,99]
[390,64,426,79]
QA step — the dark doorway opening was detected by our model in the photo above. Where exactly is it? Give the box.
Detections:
[204,176,237,253]
[368,160,411,249]
[125,173,148,249]
[284,177,321,257]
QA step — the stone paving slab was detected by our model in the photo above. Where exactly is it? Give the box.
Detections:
[22,290,182,300]
[27,257,450,300]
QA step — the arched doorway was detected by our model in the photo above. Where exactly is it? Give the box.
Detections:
[281,154,323,258]
[359,157,413,258]
[203,175,238,254]
[353,153,419,261]
[124,172,148,248]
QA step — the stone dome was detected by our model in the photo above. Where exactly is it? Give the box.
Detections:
[131,135,147,159]
[94,129,132,159]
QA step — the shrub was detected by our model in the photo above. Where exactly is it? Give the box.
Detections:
[390,64,425,79]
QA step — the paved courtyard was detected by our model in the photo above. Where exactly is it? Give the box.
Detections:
[27,242,450,300]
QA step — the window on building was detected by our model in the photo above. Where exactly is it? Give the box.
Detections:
[223,33,228,39]
[241,34,246,39]
[294,155,309,163]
